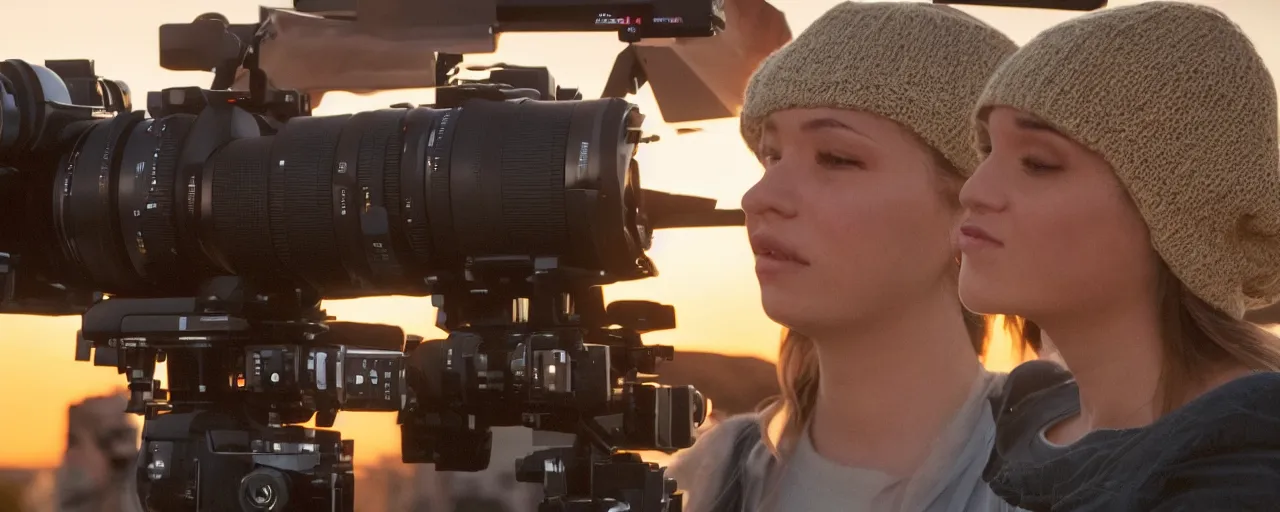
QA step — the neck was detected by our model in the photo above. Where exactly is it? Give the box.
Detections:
[806,291,982,476]
[1038,302,1165,432]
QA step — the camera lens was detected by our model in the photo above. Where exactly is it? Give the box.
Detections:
[28,85,647,298]
[56,112,150,293]
[238,467,290,511]
[133,114,200,287]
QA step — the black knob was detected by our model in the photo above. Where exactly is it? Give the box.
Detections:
[239,467,291,511]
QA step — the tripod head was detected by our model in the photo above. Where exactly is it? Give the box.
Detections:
[401,256,703,511]
[78,276,407,510]
[74,262,702,511]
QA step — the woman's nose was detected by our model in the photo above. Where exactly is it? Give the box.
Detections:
[959,158,1005,215]
[742,165,800,220]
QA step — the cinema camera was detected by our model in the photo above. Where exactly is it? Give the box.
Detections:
[0,1,755,510]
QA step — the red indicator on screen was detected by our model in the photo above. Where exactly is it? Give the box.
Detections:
[596,15,637,26]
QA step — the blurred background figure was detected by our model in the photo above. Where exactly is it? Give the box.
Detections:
[54,393,139,512]
[16,393,139,512]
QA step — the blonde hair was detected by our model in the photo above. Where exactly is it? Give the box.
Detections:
[1157,263,1280,413]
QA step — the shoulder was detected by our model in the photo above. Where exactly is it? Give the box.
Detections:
[685,413,763,452]
[666,414,768,508]
[668,414,764,474]
[977,368,1008,398]
[987,369,1280,509]
[1136,372,1280,508]
[1198,370,1280,408]
[1156,371,1280,439]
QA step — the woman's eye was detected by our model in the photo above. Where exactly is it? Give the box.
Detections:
[758,146,781,165]
[817,152,863,168]
[1021,156,1062,174]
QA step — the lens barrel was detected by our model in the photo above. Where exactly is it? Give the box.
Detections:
[16,82,649,298]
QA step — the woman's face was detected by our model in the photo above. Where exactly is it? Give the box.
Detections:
[957,106,1157,323]
[743,108,960,338]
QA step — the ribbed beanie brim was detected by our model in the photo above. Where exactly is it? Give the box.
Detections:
[977,1,1280,318]
[739,1,1017,175]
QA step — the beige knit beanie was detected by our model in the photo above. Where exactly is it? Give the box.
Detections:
[977,1,1280,318]
[740,1,1017,175]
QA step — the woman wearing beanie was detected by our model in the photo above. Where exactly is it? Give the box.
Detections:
[665,3,1027,511]
[959,2,1280,510]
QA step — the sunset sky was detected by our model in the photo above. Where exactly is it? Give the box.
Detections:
[2,0,1278,469]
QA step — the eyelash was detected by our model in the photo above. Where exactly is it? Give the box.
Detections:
[1020,157,1061,174]
[758,149,863,169]
[976,144,1061,174]
[817,152,863,168]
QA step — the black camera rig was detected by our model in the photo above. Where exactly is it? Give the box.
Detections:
[0,1,746,510]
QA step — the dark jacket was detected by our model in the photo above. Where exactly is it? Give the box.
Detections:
[983,360,1280,511]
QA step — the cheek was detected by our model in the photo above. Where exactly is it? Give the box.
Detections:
[759,172,958,331]
[968,189,1152,316]
[1025,203,1107,283]
[809,180,954,281]
[1051,193,1154,301]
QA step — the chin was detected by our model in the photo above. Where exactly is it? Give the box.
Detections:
[759,294,798,326]
[759,290,812,331]
[760,290,858,340]
[957,276,1013,316]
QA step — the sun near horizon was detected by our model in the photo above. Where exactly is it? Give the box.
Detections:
[3,0,1280,470]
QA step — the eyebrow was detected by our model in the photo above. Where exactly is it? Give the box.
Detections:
[1013,115,1064,136]
[762,116,873,139]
